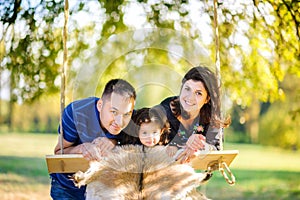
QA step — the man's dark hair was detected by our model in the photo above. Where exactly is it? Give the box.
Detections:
[102,79,136,100]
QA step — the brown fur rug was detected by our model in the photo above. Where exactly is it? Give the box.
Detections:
[73,145,209,200]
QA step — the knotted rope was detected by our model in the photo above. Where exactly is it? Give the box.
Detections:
[60,0,69,154]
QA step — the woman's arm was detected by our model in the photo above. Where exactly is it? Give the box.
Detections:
[175,128,222,163]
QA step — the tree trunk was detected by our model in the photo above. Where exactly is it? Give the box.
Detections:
[0,70,2,124]
[8,73,14,132]
[245,100,261,143]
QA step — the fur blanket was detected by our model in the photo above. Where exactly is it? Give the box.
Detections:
[73,145,209,200]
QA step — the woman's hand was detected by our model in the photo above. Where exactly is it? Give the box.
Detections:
[186,134,206,151]
[175,147,196,164]
[175,134,206,164]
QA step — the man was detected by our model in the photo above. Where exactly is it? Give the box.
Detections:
[50,79,136,200]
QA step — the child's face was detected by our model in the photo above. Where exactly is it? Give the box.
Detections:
[138,122,162,147]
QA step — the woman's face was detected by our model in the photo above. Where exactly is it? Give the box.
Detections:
[179,79,210,114]
[138,122,162,147]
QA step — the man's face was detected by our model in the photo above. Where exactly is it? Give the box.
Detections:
[97,92,135,135]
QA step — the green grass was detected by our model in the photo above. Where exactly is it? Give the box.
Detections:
[201,169,300,200]
[0,133,57,200]
[0,133,300,200]
[224,143,300,171]
[199,143,300,200]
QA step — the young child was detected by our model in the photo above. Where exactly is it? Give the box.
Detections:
[123,105,170,147]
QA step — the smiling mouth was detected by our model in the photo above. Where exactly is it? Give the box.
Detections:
[146,142,154,146]
[184,100,194,106]
[111,124,120,130]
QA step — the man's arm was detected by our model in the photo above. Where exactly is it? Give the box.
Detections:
[54,135,116,161]
[54,135,82,154]
[54,135,100,161]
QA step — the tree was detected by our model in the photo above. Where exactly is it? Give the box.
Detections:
[1,0,299,143]
[1,0,65,129]
[216,0,299,142]
[259,74,300,150]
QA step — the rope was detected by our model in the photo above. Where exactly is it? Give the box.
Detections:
[207,158,236,186]
[213,0,223,151]
[59,0,69,154]
[213,0,221,87]
[219,162,236,185]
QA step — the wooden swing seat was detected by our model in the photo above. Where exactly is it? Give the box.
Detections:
[46,150,238,173]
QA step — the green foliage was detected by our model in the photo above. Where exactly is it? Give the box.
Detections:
[216,1,300,143]
[1,0,300,146]
[70,28,211,104]
[225,129,251,144]
[10,94,60,133]
[1,0,299,104]
[219,1,299,107]
[259,75,300,150]
[1,0,65,103]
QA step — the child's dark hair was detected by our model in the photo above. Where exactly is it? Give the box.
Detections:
[132,105,170,145]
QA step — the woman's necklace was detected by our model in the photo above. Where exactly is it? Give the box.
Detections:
[178,123,204,137]
[178,114,204,136]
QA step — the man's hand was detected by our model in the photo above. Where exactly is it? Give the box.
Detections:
[92,137,116,157]
[80,142,102,161]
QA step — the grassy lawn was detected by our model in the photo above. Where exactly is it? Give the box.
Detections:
[0,133,300,200]
[0,133,57,200]
[202,143,300,200]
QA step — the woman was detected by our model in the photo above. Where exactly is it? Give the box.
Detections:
[160,66,231,163]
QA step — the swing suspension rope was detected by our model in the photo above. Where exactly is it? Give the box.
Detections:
[59,0,222,152]
[213,0,223,151]
[59,1,223,153]
[212,0,236,185]
[60,0,69,154]
[59,0,235,185]
[213,0,221,88]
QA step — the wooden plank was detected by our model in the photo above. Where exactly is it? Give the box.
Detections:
[46,150,239,173]
[191,150,239,170]
[46,154,89,173]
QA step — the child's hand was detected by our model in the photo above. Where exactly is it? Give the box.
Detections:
[166,146,178,157]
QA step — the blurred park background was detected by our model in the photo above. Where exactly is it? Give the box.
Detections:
[0,0,299,199]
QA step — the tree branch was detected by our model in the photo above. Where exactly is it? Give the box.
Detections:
[2,0,22,24]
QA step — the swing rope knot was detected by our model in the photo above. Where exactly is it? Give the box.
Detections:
[219,161,236,186]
